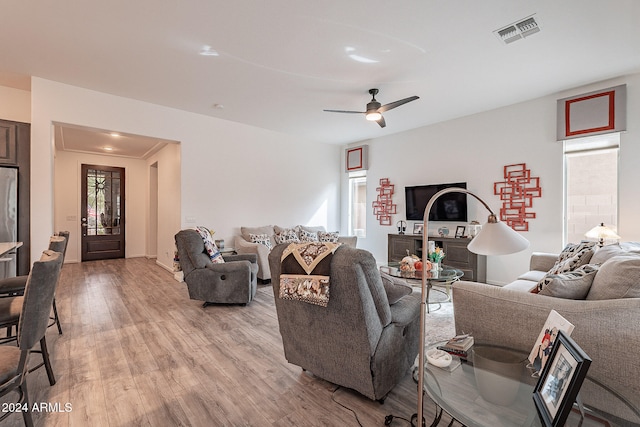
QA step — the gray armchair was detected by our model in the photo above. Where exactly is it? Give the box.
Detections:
[268,243,421,401]
[175,230,259,306]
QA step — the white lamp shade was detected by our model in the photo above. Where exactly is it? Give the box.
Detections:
[467,220,530,256]
[585,223,620,240]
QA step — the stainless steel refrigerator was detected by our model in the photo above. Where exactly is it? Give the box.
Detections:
[0,167,18,278]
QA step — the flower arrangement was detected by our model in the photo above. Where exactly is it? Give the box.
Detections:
[429,247,445,264]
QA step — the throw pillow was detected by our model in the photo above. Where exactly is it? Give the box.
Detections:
[318,231,339,243]
[536,241,596,290]
[275,228,300,244]
[547,241,597,275]
[295,225,326,235]
[299,229,319,243]
[586,255,640,300]
[380,272,412,304]
[250,233,273,250]
[590,242,640,265]
[537,264,599,299]
[241,225,275,248]
[589,243,623,265]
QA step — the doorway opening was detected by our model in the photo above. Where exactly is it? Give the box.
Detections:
[53,122,180,269]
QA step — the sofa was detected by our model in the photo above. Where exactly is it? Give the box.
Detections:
[452,242,640,423]
[235,225,357,282]
[268,243,420,401]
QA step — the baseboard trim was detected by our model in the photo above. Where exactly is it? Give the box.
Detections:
[155,259,174,273]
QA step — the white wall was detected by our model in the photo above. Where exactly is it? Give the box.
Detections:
[147,162,159,259]
[145,143,181,270]
[31,78,341,268]
[0,85,30,123]
[29,73,640,282]
[53,150,149,263]
[351,72,640,285]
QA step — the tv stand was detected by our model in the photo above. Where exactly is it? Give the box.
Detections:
[387,234,486,283]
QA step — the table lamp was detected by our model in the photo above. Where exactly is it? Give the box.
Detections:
[584,222,620,246]
[412,187,529,427]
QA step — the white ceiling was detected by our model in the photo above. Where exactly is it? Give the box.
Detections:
[2,1,640,149]
[53,124,172,159]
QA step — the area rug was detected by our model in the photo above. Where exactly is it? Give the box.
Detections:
[423,299,455,346]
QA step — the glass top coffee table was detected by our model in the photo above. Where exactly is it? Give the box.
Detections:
[420,342,640,427]
[380,263,463,312]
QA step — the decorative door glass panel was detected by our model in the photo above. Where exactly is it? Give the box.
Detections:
[86,168,121,236]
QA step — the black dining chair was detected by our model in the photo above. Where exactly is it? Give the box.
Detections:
[0,250,63,427]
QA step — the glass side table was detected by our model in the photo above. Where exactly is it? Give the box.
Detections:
[420,342,640,427]
[380,263,463,312]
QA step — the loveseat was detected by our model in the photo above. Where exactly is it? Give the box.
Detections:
[234,225,357,282]
[452,242,640,423]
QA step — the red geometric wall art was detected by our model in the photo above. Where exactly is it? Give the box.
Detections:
[372,178,396,226]
[493,163,541,231]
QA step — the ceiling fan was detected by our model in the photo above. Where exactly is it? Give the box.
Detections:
[324,88,419,128]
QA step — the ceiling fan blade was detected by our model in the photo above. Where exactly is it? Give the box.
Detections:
[378,96,419,113]
[323,109,365,114]
[376,116,386,128]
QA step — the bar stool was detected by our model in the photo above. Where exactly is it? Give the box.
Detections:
[0,250,63,427]
[0,233,68,334]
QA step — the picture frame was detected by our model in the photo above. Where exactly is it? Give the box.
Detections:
[533,330,591,427]
[455,226,465,238]
[527,310,574,377]
[413,223,423,235]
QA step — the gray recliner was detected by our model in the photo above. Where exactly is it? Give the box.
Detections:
[268,243,421,401]
[175,230,259,306]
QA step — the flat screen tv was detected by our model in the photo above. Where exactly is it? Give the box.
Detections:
[405,182,468,221]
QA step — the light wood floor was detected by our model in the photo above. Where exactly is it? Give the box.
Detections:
[1,258,455,427]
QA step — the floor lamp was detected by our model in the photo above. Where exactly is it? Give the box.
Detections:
[412,188,529,427]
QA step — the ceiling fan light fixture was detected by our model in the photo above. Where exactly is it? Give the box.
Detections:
[324,88,418,128]
[366,111,381,121]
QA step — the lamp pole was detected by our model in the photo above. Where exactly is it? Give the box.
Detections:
[412,188,529,427]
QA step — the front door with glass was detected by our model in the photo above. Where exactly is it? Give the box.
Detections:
[81,164,125,261]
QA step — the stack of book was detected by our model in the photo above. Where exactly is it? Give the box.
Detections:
[437,334,474,359]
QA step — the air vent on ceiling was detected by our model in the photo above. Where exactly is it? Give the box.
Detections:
[495,15,540,44]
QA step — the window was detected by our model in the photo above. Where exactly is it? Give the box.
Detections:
[564,133,619,245]
[348,172,367,237]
